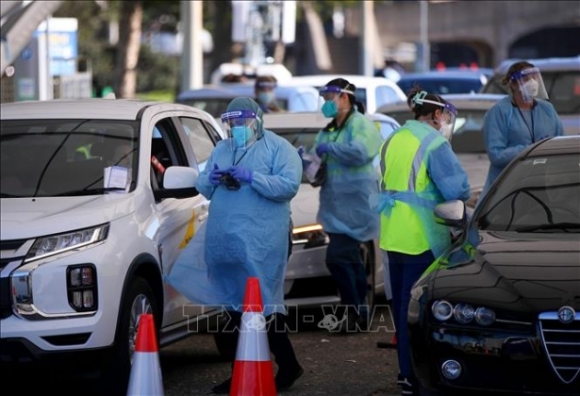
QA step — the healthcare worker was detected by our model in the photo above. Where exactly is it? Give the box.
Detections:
[309,78,382,332]
[479,61,563,201]
[377,88,470,395]
[255,75,283,113]
[169,97,304,394]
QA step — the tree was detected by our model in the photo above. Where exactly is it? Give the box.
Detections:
[115,0,143,98]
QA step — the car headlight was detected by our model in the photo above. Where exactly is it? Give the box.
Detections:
[475,306,496,326]
[432,300,454,321]
[26,224,109,262]
[453,303,475,324]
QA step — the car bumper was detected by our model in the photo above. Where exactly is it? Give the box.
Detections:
[410,322,580,395]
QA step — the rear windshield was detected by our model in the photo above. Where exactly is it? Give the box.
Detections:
[398,77,484,95]
[481,70,580,115]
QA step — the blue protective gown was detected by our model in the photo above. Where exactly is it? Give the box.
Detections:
[314,110,382,242]
[167,126,302,316]
[480,96,563,200]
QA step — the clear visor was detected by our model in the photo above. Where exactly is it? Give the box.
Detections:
[319,85,355,101]
[511,67,548,103]
[220,110,259,150]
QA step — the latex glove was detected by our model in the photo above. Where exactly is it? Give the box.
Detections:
[316,143,329,157]
[229,165,253,184]
[297,146,305,158]
[209,163,223,186]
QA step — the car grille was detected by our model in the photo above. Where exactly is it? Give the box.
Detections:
[539,314,580,384]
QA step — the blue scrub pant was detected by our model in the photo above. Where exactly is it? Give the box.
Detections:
[326,233,368,318]
[387,249,435,379]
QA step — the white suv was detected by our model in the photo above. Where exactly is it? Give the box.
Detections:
[0,99,223,391]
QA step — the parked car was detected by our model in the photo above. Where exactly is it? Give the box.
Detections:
[409,135,580,395]
[176,84,321,117]
[396,70,490,96]
[0,99,224,391]
[261,112,400,309]
[377,93,503,208]
[284,75,407,114]
[481,56,580,135]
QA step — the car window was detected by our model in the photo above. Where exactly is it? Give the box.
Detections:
[177,98,233,118]
[385,109,488,154]
[398,77,484,95]
[482,71,580,115]
[476,154,580,232]
[375,86,401,108]
[179,117,216,172]
[0,119,138,198]
[151,118,188,191]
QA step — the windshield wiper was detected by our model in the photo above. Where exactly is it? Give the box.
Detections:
[515,222,580,233]
[53,187,126,197]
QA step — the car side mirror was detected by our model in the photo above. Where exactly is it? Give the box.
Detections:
[434,200,467,229]
[163,166,199,189]
[154,166,199,200]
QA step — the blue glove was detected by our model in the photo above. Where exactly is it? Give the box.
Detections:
[209,163,223,186]
[229,165,253,184]
[297,146,305,158]
[316,143,329,157]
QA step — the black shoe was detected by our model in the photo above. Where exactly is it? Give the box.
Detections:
[275,365,304,390]
[211,377,232,394]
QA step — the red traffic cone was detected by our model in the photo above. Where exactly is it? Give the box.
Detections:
[127,314,164,396]
[230,277,277,396]
[376,333,398,349]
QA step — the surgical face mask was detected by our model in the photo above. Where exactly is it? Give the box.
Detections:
[257,91,274,105]
[321,100,338,118]
[231,126,253,147]
[521,79,539,98]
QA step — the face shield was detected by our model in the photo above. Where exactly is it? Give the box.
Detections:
[511,67,548,103]
[220,110,260,150]
[318,85,354,118]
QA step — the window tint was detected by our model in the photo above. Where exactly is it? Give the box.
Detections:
[398,77,484,95]
[179,117,216,172]
[0,119,138,198]
[476,154,580,232]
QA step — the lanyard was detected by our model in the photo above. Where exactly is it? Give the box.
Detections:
[516,106,535,142]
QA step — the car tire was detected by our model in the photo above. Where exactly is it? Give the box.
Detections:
[100,277,158,395]
[360,241,375,310]
[213,331,236,362]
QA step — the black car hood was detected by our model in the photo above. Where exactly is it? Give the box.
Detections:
[430,231,580,314]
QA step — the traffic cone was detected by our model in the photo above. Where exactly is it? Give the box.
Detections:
[230,277,277,396]
[127,313,164,396]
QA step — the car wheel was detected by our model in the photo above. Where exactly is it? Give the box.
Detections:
[101,277,158,395]
[360,242,375,310]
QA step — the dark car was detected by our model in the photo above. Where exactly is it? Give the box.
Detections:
[408,136,580,395]
[397,70,490,96]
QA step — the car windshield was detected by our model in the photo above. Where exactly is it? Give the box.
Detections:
[397,77,484,95]
[481,71,580,115]
[386,109,488,153]
[0,119,139,198]
[476,154,580,232]
[178,97,290,117]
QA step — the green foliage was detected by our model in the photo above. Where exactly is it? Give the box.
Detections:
[136,45,180,94]
[136,90,175,103]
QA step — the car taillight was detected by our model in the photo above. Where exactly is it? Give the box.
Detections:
[67,265,98,311]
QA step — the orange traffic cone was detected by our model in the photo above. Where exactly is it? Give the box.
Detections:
[230,277,277,396]
[127,313,164,396]
[376,333,398,349]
